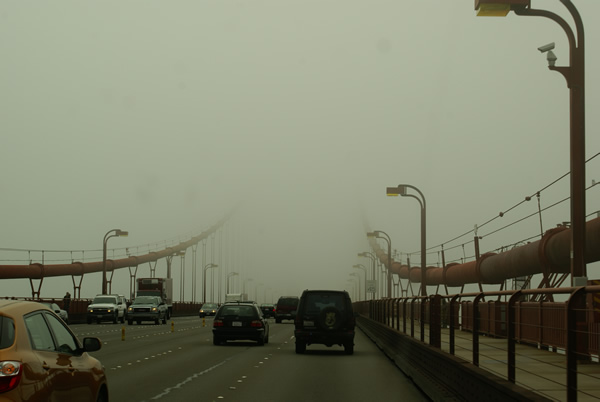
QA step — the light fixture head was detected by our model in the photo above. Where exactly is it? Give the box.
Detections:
[546,50,557,67]
[537,42,555,53]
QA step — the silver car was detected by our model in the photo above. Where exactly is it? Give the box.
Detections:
[40,302,69,324]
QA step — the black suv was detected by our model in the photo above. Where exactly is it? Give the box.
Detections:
[294,290,355,355]
[275,296,299,323]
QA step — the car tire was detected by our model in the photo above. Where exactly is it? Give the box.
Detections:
[318,307,342,331]
[112,314,117,324]
[213,336,221,346]
[136,320,141,325]
[344,343,354,355]
[87,318,92,325]
[257,337,264,346]
[162,315,167,324]
[128,319,133,325]
[295,341,306,354]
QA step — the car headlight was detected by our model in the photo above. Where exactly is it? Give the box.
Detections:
[128,307,133,312]
[152,307,157,312]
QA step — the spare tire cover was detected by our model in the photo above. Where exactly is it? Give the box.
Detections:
[318,306,342,330]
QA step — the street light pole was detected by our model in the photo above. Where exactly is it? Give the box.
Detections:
[226,272,239,294]
[202,263,218,304]
[242,278,253,298]
[350,273,361,301]
[352,264,367,301]
[367,231,392,298]
[474,0,586,285]
[387,184,427,296]
[358,251,377,298]
[102,229,128,295]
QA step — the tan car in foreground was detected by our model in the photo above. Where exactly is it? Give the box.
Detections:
[0,300,108,402]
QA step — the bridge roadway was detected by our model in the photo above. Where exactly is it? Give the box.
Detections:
[70,316,429,402]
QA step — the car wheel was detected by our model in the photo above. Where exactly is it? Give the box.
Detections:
[136,320,141,325]
[295,341,306,354]
[96,388,108,402]
[213,336,221,345]
[257,337,265,346]
[128,319,133,325]
[318,307,342,331]
[87,318,92,325]
[162,315,167,324]
[344,343,354,355]
[112,314,117,324]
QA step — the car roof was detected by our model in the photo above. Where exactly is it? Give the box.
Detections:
[0,300,52,316]
[302,290,349,294]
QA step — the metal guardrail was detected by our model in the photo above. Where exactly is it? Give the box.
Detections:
[354,285,600,402]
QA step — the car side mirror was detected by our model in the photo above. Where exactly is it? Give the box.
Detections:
[82,337,102,352]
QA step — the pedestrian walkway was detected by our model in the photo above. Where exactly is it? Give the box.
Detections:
[395,320,600,401]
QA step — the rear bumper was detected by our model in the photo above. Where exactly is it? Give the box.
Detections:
[294,328,355,345]
[213,328,265,341]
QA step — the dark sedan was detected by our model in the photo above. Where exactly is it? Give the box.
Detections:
[260,303,275,318]
[212,302,269,346]
[199,303,219,318]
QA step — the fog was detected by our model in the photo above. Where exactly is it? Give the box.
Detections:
[1,0,599,302]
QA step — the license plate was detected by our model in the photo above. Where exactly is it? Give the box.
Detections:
[304,320,314,326]
[232,321,242,327]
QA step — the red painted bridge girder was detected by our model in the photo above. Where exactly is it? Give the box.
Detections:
[370,216,600,287]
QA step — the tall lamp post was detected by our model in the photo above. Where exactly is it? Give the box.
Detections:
[350,273,361,301]
[367,231,392,298]
[358,251,377,298]
[352,264,367,301]
[202,263,218,303]
[242,278,253,297]
[474,0,586,285]
[387,184,427,296]
[226,272,239,294]
[347,279,358,301]
[102,229,128,295]
[255,283,264,303]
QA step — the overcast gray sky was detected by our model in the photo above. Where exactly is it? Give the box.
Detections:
[1,0,599,301]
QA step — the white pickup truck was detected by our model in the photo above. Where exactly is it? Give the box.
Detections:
[86,294,128,324]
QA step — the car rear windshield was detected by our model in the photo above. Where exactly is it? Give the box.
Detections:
[218,305,256,317]
[278,298,298,306]
[304,293,345,311]
[0,316,16,349]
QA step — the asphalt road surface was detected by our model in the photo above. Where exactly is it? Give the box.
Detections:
[71,316,429,402]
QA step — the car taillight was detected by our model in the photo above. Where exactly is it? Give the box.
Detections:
[0,361,22,393]
[250,320,263,328]
[213,320,224,327]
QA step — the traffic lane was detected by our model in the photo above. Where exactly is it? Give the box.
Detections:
[71,317,202,366]
[82,317,288,401]
[205,324,430,402]
[142,322,429,402]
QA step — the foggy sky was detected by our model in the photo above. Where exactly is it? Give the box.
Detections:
[1,0,599,301]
